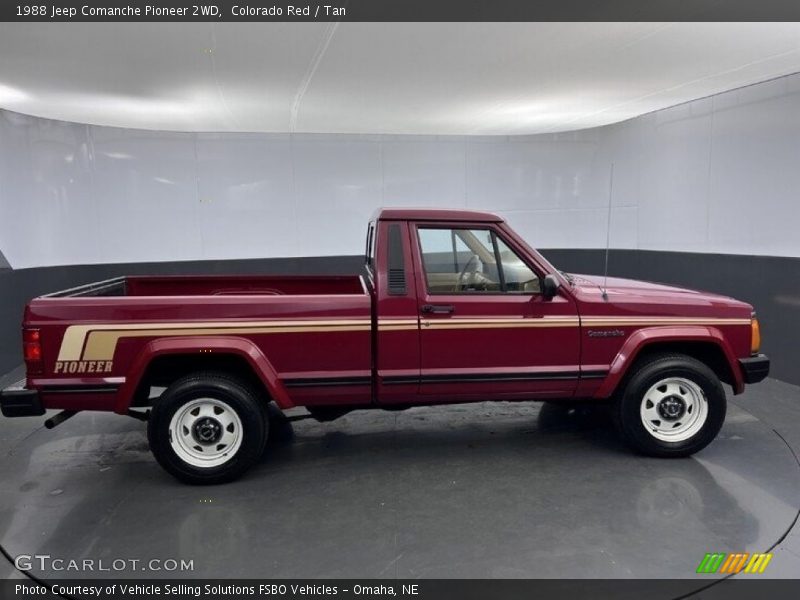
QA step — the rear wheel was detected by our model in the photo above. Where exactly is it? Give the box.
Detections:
[614,353,726,457]
[147,372,268,484]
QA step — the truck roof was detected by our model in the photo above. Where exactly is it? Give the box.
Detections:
[373,207,504,223]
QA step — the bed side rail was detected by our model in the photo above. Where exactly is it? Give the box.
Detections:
[40,276,126,298]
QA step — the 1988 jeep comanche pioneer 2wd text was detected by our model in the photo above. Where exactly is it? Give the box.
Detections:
[1,209,770,484]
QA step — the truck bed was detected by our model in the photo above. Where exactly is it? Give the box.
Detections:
[26,273,374,412]
[42,274,368,298]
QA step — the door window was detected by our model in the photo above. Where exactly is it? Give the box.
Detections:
[417,227,540,294]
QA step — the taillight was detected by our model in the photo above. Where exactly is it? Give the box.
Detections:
[23,328,43,374]
[750,315,761,355]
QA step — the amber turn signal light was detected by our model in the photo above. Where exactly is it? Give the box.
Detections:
[750,316,761,355]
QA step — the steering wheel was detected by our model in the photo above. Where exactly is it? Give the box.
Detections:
[456,254,482,291]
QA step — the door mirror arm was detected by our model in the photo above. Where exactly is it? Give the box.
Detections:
[542,273,561,300]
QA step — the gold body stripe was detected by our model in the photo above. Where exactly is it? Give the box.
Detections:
[58,320,371,361]
[377,319,419,332]
[57,315,750,362]
[422,317,579,330]
[582,317,750,326]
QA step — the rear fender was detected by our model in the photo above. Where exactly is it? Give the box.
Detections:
[593,326,744,399]
[113,336,293,413]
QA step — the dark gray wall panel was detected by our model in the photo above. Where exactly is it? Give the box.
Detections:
[0,248,9,270]
[1,251,796,386]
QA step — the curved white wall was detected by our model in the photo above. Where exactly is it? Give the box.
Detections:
[1,71,799,269]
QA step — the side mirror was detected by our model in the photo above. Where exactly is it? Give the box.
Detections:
[542,274,561,300]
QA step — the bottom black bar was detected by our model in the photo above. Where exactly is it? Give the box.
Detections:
[2,578,799,600]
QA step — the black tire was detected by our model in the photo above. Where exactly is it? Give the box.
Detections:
[613,353,726,457]
[147,372,268,484]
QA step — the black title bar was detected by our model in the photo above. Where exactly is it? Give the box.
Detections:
[4,0,800,22]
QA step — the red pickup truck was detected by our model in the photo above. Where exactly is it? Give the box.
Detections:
[1,208,769,484]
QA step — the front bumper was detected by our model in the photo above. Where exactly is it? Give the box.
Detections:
[0,379,45,417]
[739,354,770,384]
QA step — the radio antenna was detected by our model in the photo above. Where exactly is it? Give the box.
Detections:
[601,163,614,301]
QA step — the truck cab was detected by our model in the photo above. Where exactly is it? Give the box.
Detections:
[369,209,583,405]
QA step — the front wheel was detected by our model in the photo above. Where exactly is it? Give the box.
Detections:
[148,372,268,484]
[614,353,726,457]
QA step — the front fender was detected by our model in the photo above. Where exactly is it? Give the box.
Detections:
[113,336,293,413]
[592,325,744,399]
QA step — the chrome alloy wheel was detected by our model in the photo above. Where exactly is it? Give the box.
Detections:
[168,398,243,468]
[639,377,708,442]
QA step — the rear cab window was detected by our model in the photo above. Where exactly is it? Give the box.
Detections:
[365,222,376,276]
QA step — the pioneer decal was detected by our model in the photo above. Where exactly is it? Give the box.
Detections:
[54,360,114,374]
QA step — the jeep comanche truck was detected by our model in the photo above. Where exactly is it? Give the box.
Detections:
[1,208,770,484]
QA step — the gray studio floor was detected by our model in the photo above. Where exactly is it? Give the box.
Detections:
[0,366,798,583]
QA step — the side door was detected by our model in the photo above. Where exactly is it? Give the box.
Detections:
[411,221,580,401]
